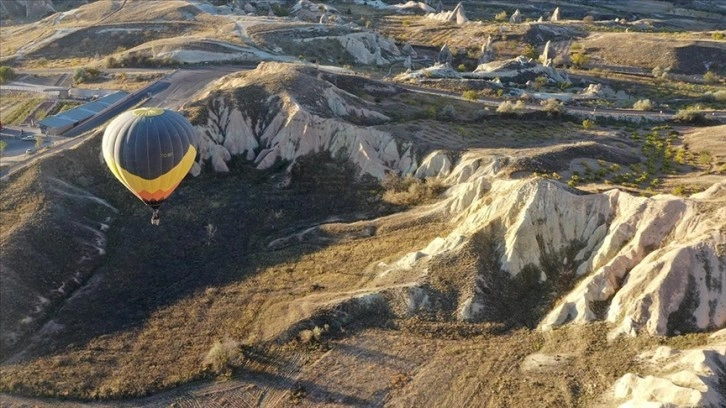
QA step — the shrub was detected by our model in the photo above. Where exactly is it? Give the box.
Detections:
[382,174,446,206]
[541,98,564,114]
[495,11,507,22]
[652,66,671,80]
[523,44,538,59]
[73,67,101,84]
[671,184,686,196]
[496,100,514,114]
[703,71,720,84]
[0,66,16,84]
[271,3,289,16]
[674,108,705,123]
[583,15,595,22]
[633,99,653,111]
[712,32,725,40]
[462,90,478,101]
[582,118,595,129]
[697,151,712,166]
[0,140,6,153]
[203,338,241,375]
[457,63,467,72]
[710,90,726,101]
[570,52,590,68]
[438,104,456,120]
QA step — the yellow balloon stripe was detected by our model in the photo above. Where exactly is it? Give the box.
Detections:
[106,146,197,204]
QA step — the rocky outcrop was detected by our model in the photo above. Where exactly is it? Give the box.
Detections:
[579,83,630,101]
[479,35,495,64]
[293,31,400,66]
[551,7,560,22]
[523,23,586,45]
[0,0,56,19]
[510,9,522,24]
[189,62,417,179]
[396,55,569,84]
[375,151,725,337]
[610,338,726,407]
[401,42,417,57]
[539,40,554,66]
[425,1,468,25]
[391,1,434,13]
[437,43,453,65]
[473,55,569,84]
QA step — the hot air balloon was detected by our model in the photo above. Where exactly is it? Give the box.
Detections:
[102,107,197,225]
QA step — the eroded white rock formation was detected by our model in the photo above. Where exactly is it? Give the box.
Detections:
[190,63,416,179]
[379,153,726,338]
[551,7,560,22]
[425,1,468,25]
[540,40,554,66]
[510,9,522,24]
[611,339,726,407]
[479,35,495,64]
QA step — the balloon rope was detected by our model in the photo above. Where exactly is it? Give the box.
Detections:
[151,209,160,226]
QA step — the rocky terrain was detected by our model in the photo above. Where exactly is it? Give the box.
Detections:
[1,1,725,407]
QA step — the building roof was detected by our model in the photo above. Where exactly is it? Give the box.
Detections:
[38,91,130,130]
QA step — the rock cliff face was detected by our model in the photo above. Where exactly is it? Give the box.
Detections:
[187,62,416,179]
[0,0,56,19]
[385,156,725,338]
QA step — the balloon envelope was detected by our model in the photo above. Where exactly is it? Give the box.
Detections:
[102,107,197,209]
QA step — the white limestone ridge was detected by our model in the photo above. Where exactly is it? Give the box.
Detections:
[189,62,416,179]
[377,151,725,337]
[425,1,468,25]
[397,55,568,84]
[610,336,726,407]
[391,1,434,13]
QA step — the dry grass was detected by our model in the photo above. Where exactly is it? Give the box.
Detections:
[0,132,453,399]
[581,32,726,74]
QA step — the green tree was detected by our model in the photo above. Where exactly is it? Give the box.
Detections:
[582,118,595,129]
[494,10,507,22]
[0,140,7,153]
[0,66,15,84]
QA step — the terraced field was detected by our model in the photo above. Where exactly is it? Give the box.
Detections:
[0,94,44,125]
